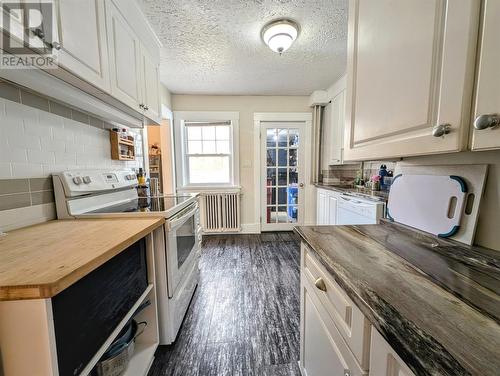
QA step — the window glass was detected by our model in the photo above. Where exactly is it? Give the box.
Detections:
[184,122,233,185]
[188,156,230,184]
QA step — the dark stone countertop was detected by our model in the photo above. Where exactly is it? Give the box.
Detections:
[295,221,500,376]
[314,183,389,201]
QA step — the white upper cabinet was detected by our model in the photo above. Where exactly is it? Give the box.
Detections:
[54,0,110,92]
[344,0,480,161]
[470,0,500,151]
[106,0,142,111]
[140,44,161,121]
[322,77,346,168]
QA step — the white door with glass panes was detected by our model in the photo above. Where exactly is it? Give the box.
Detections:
[261,122,305,231]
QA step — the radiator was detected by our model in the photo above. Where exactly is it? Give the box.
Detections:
[199,192,241,233]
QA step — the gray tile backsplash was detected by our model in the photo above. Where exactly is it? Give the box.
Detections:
[0,177,54,211]
[0,193,31,211]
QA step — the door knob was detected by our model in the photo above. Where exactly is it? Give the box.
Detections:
[474,114,500,130]
[299,183,304,188]
[432,124,451,137]
[314,277,327,292]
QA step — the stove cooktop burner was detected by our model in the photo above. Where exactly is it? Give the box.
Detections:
[87,195,194,214]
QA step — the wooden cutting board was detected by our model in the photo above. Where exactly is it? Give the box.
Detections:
[387,174,467,237]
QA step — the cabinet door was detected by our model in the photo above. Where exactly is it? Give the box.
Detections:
[370,329,416,376]
[140,45,161,121]
[327,193,338,225]
[106,0,142,111]
[470,0,500,151]
[317,189,327,225]
[55,0,110,91]
[344,0,480,160]
[330,90,345,165]
[300,277,365,376]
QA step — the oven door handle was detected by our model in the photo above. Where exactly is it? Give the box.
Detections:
[168,204,198,230]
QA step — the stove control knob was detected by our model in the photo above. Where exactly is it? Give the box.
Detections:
[83,176,91,184]
[72,177,82,185]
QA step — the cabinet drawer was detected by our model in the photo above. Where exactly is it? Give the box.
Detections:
[302,244,371,370]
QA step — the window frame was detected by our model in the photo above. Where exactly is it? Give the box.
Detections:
[174,111,240,190]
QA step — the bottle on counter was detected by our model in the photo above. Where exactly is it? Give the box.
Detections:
[379,164,388,189]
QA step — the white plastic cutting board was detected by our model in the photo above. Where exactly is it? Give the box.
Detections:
[387,174,467,237]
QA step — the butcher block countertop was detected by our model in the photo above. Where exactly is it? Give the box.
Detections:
[0,218,164,301]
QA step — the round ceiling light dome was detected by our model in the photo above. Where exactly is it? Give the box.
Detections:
[262,19,299,55]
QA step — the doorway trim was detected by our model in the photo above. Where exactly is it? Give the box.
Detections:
[253,112,313,233]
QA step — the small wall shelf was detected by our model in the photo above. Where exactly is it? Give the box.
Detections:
[110,131,136,161]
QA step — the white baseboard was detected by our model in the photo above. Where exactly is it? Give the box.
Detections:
[241,223,261,234]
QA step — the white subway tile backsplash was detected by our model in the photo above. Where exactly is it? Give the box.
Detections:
[11,163,44,178]
[41,137,66,152]
[0,163,11,179]
[8,131,41,149]
[27,149,55,164]
[54,151,77,165]
[0,99,142,180]
[0,146,27,163]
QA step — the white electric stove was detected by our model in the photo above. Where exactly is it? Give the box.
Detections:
[53,169,201,345]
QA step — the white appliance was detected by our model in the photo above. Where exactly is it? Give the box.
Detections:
[336,193,385,225]
[52,169,201,345]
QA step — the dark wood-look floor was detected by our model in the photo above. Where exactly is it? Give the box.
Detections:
[148,232,302,376]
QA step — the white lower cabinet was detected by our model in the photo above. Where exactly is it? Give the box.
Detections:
[316,188,339,225]
[301,243,416,376]
[370,329,416,376]
[301,285,365,376]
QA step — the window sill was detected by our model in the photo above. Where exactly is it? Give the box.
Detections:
[178,185,241,193]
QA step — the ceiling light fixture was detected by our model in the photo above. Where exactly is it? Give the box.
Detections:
[261,19,299,55]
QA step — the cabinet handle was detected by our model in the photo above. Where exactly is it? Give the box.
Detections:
[314,277,327,292]
[51,41,62,51]
[474,114,500,130]
[144,106,149,111]
[344,370,351,376]
[432,123,451,137]
[32,28,45,39]
[139,104,144,109]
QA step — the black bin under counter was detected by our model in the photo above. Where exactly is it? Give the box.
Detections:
[52,239,148,376]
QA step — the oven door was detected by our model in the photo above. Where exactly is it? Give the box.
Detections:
[166,203,200,297]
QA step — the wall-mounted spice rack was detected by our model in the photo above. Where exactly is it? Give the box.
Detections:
[110,130,135,161]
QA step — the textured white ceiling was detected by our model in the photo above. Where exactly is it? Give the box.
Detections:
[139,0,347,95]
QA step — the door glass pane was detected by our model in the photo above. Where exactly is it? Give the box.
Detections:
[267,129,277,147]
[278,129,288,147]
[267,187,276,205]
[277,206,288,223]
[267,206,277,223]
[267,169,276,186]
[278,187,287,205]
[278,168,287,185]
[289,168,298,184]
[289,149,297,166]
[266,149,276,166]
[288,185,298,205]
[288,129,299,147]
[278,148,287,166]
[289,206,298,223]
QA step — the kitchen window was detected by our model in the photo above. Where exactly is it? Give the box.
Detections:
[174,111,239,188]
